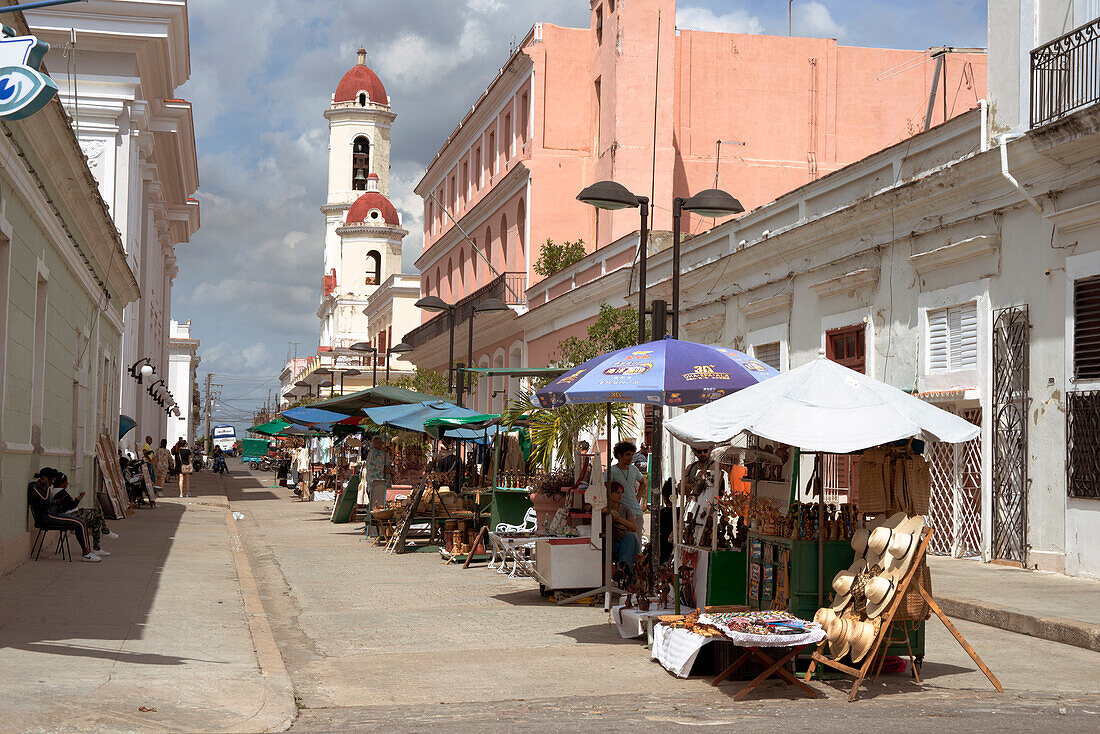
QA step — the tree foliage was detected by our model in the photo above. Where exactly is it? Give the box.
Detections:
[555,302,645,366]
[393,366,453,401]
[502,302,642,471]
[532,237,587,278]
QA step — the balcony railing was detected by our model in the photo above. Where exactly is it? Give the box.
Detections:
[1031,17,1100,127]
[403,271,526,349]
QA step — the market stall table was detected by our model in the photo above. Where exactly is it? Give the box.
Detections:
[652,611,824,700]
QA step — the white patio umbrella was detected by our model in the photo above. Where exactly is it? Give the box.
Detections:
[665,354,979,453]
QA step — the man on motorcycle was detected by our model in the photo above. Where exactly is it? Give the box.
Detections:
[212,445,228,474]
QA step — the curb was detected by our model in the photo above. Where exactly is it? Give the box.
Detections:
[935,593,1100,652]
[224,501,298,732]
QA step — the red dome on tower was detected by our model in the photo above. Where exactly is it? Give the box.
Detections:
[345,191,400,226]
[335,48,388,105]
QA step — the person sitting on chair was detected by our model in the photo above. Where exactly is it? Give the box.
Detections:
[49,471,117,556]
[27,468,100,562]
[606,481,640,570]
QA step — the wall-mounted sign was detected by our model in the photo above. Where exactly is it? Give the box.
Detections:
[0,24,57,120]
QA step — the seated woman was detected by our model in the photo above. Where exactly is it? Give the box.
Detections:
[50,471,117,555]
[26,468,100,562]
[606,481,640,570]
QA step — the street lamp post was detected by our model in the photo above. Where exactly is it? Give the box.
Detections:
[577,181,650,342]
[387,342,413,384]
[673,189,744,338]
[339,369,361,394]
[466,298,510,406]
[415,296,457,391]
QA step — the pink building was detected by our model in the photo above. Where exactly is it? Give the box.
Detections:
[406,0,986,410]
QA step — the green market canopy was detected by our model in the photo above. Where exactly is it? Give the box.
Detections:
[249,419,292,436]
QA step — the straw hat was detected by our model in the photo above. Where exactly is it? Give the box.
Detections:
[865,512,908,567]
[825,616,852,659]
[830,565,859,611]
[814,607,838,629]
[865,515,926,617]
[847,618,878,663]
[850,527,870,557]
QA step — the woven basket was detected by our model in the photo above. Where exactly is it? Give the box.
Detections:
[893,559,932,621]
[857,450,888,514]
[904,456,931,515]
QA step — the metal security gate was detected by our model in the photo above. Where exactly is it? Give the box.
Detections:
[928,408,983,557]
[992,306,1030,563]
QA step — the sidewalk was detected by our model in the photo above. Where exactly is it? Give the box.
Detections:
[0,473,294,733]
[929,555,1100,652]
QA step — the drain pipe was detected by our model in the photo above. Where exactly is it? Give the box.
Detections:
[979,99,989,151]
[998,133,1044,214]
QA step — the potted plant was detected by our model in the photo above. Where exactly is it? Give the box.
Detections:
[528,467,574,530]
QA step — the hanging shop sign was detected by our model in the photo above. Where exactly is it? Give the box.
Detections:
[0,24,57,120]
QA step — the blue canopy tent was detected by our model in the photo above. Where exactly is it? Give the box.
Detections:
[363,400,497,440]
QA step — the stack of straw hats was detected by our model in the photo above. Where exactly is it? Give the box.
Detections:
[813,512,925,663]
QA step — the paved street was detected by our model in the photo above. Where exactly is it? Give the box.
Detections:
[220,466,1100,732]
[3,464,1098,733]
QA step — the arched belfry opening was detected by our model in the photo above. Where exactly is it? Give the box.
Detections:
[365,250,382,285]
[352,135,371,190]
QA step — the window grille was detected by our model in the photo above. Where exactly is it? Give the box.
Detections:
[1067,390,1100,499]
[1074,275,1100,380]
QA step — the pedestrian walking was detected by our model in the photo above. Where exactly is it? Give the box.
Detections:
[175,438,193,497]
[153,438,174,489]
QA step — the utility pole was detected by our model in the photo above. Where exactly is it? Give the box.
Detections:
[203,373,212,454]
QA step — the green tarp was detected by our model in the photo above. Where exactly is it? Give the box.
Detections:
[422,414,500,440]
[249,419,291,436]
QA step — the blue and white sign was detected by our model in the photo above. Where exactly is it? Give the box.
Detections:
[0,24,56,120]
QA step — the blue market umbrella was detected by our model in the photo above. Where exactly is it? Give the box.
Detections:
[119,414,137,440]
[534,337,779,408]
[364,400,492,438]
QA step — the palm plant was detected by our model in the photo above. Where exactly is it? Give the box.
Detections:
[502,383,634,473]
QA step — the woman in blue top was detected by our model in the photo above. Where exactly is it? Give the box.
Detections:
[608,441,647,524]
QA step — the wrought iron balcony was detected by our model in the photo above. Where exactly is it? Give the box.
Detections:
[403,271,526,349]
[1031,17,1100,127]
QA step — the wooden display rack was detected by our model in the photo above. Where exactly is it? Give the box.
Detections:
[95,433,130,519]
[804,526,1003,702]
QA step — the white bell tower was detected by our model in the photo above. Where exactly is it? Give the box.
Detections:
[319,49,405,349]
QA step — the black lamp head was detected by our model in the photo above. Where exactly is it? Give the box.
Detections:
[681,188,745,218]
[414,296,453,313]
[577,180,640,211]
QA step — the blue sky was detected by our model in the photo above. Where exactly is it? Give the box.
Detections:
[173,0,987,428]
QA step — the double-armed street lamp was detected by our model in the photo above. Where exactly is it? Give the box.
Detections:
[577,181,743,339]
[414,295,511,407]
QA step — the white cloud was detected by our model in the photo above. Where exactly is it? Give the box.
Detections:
[676,6,763,35]
[467,0,505,13]
[796,2,846,39]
